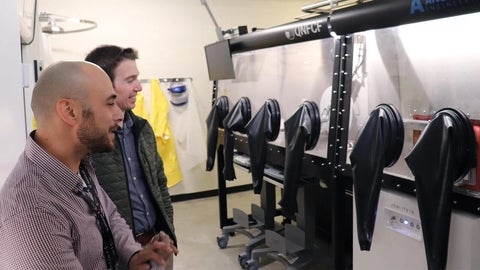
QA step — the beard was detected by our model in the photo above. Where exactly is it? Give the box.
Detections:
[77,109,116,153]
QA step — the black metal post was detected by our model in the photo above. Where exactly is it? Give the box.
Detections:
[216,144,228,228]
[260,180,276,230]
[211,80,218,106]
[328,34,354,270]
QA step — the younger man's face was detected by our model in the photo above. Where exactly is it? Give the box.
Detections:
[112,59,142,111]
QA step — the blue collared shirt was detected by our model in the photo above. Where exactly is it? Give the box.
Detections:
[116,114,157,234]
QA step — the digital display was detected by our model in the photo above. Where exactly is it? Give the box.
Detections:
[204,39,236,81]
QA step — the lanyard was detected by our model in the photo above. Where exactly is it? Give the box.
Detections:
[75,166,118,270]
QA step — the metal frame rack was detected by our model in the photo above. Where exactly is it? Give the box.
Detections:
[209,1,480,269]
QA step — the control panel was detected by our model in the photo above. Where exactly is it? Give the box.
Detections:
[383,207,422,241]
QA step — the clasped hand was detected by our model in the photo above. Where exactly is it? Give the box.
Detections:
[129,231,179,270]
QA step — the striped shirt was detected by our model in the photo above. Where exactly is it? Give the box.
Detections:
[0,132,142,269]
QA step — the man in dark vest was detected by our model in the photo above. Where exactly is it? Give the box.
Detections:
[86,45,178,270]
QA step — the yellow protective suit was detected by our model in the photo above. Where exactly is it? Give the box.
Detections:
[132,80,183,187]
[132,91,148,118]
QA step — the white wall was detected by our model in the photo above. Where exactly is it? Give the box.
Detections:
[0,1,27,186]
[29,0,312,195]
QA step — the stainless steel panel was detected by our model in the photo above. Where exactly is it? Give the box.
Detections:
[348,12,480,180]
[218,38,335,158]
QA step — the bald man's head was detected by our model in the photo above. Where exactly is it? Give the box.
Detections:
[31,61,111,126]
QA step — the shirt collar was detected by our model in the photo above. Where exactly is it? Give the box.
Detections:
[26,131,92,193]
[123,111,134,130]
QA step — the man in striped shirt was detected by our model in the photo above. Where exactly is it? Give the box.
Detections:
[0,61,176,269]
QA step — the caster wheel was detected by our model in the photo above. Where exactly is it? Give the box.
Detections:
[238,252,250,268]
[216,234,229,249]
[245,259,258,270]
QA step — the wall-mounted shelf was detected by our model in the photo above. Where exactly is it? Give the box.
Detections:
[139,77,192,84]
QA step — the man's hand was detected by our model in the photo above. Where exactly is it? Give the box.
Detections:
[128,232,177,270]
[149,231,179,256]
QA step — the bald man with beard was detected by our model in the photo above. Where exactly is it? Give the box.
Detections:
[0,61,176,270]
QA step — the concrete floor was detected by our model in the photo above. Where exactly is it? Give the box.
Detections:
[172,190,280,269]
[171,190,338,270]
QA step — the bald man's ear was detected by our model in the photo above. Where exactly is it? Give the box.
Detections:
[56,98,80,126]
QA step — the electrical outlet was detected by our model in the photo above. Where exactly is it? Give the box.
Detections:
[22,63,30,88]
